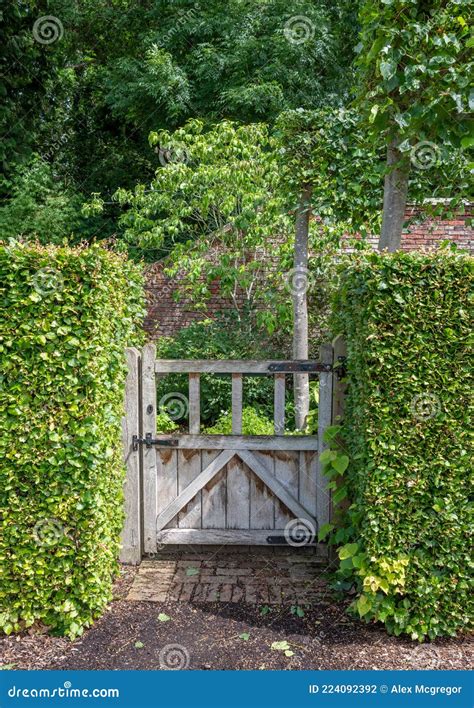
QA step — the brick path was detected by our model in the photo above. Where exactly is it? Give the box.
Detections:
[127,550,330,604]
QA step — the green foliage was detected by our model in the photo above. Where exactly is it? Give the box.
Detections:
[356,0,471,209]
[0,157,83,244]
[331,250,473,640]
[204,408,274,436]
[0,242,144,638]
[155,315,283,426]
[276,108,384,239]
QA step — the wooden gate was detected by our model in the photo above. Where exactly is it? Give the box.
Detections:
[120,340,346,564]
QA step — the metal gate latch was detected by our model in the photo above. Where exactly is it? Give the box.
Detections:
[132,433,179,451]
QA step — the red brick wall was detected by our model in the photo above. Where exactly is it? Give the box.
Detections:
[144,207,473,337]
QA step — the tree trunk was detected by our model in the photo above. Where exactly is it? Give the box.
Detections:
[379,137,410,251]
[293,184,312,431]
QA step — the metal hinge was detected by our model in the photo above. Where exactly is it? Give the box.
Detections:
[334,356,347,380]
[268,362,332,373]
[132,433,179,451]
[266,535,317,545]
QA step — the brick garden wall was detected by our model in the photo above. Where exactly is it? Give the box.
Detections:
[144,207,473,337]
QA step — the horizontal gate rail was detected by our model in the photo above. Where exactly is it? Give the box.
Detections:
[154,359,332,374]
[150,434,319,451]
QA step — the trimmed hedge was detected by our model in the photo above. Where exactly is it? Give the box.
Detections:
[332,250,473,640]
[0,242,144,637]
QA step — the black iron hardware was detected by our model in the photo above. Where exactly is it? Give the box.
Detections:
[268,362,332,373]
[334,356,347,380]
[266,535,317,545]
[132,433,179,451]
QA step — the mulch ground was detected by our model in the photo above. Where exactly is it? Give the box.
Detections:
[1,564,472,671]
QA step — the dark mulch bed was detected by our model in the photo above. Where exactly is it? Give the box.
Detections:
[1,567,472,671]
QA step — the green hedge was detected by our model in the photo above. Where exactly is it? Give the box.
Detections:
[332,250,473,640]
[0,242,144,637]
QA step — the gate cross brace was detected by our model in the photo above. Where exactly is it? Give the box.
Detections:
[155,449,316,532]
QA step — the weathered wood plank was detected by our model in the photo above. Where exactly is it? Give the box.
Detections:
[316,343,333,531]
[155,359,325,374]
[231,373,243,434]
[155,450,234,531]
[120,347,141,565]
[332,335,347,426]
[188,373,200,434]
[274,451,299,528]
[201,450,226,529]
[157,529,328,553]
[177,450,201,529]
[239,450,315,525]
[152,434,319,451]
[157,449,178,529]
[331,335,348,525]
[299,451,318,519]
[226,456,250,529]
[274,374,285,434]
[142,343,158,554]
[250,451,274,530]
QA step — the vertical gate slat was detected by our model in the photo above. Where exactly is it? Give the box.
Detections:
[142,343,158,554]
[316,343,333,532]
[274,374,285,435]
[232,373,243,434]
[274,451,298,527]
[120,347,141,564]
[226,456,250,529]
[299,451,317,519]
[201,450,226,528]
[178,450,202,528]
[188,373,200,434]
[158,449,178,529]
[250,452,275,530]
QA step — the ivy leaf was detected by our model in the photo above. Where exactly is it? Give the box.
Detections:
[331,455,349,474]
[186,567,199,577]
[380,60,396,80]
[158,613,171,622]
[338,543,359,560]
[239,632,250,641]
[134,641,144,649]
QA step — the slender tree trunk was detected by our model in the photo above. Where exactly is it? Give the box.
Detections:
[379,136,410,251]
[293,184,312,431]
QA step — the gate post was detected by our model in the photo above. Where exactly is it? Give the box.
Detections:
[330,334,348,527]
[120,347,142,564]
[316,343,334,534]
[141,343,158,554]
[332,335,347,426]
